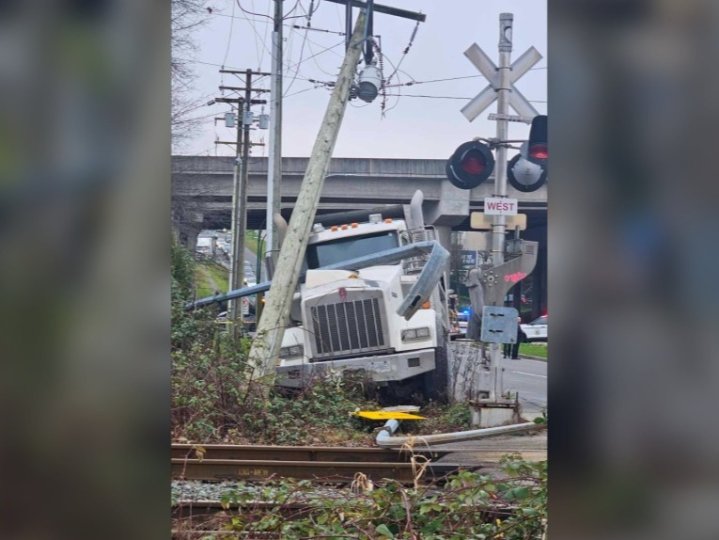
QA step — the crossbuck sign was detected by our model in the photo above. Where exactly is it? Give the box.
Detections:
[461,43,542,123]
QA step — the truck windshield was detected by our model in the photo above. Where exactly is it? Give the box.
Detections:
[306,231,399,269]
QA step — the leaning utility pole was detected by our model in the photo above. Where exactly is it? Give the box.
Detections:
[247,10,368,385]
[266,0,284,263]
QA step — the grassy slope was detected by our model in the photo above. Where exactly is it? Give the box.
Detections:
[519,342,548,359]
[194,260,229,299]
[245,231,264,257]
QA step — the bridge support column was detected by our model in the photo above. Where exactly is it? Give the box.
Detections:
[173,210,204,253]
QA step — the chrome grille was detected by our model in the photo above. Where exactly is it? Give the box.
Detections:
[310,297,387,360]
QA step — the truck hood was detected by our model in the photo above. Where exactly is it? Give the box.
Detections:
[302,265,402,300]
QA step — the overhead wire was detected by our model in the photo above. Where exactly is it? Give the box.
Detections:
[284,0,323,96]
[221,0,236,67]
[234,0,275,21]
[384,68,548,89]
[383,93,547,103]
[248,0,270,70]
[305,38,342,76]
[383,17,420,87]
[231,0,272,69]
[235,0,310,22]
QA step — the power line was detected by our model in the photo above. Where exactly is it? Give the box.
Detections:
[235,0,309,22]
[229,1,272,70]
[305,38,342,76]
[178,36,344,83]
[210,8,341,35]
[284,31,308,95]
[383,93,547,103]
[384,68,547,89]
[221,0,236,67]
[284,0,323,96]
[284,85,323,99]
[384,17,420,86]
[235,0,276,21]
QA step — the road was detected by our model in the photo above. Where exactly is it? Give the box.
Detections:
[448,342,547,418]
[503,357,547,417]
[242,247,263,283]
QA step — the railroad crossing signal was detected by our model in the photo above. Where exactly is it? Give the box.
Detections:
[507,115,548,192]
[446,140,495,189]
[461,43,542,123]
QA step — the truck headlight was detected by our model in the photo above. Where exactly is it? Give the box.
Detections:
[401,327,431,342]
[279,344,304,359]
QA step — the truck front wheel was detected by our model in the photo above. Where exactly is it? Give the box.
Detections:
[423,346,449,403]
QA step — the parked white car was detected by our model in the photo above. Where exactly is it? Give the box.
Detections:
[521,315,548,342]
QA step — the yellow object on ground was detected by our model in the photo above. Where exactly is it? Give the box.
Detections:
[354,410,425,420]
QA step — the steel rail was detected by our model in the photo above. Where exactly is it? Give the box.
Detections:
[171,443,448,462]
[171,457,459,484]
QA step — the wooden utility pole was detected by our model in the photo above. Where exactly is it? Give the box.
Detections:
[266,0,284,264]
[247,10,368,384]
[213,70,269,332]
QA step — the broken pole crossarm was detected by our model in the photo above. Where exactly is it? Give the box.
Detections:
[185,281,273,311]
[185,241,442,311]
[247,10,368,386]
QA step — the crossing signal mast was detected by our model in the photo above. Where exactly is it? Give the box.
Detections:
[446,14,544,427]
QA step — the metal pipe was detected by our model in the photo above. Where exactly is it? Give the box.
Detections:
[186,240,443,311]
[375,418,400,446]
[375,421,542,448]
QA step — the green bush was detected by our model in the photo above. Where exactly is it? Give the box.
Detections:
[171,242,377,444]
[215,455,547,539]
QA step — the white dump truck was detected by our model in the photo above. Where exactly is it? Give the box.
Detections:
[274,191,451,401]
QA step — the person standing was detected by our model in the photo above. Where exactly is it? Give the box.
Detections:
[504,316,525,359]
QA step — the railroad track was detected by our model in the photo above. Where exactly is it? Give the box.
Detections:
[171,443,456,484]
[171,499,515,539]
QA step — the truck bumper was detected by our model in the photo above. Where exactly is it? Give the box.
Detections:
[276,349,436,388]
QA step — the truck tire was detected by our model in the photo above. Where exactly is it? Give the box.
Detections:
[423,345,449,403]
[378,377,425,406]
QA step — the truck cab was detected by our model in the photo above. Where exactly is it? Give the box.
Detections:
[275,211,449,399]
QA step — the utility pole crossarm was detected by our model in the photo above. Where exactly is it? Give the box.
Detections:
[324,0,425,21]
[219,86,271,93]
[215,97,267,105]
[221,69,272,77]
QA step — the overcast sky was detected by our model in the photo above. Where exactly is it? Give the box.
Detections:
[177,0,546,159]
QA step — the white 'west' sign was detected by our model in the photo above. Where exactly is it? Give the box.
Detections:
[484,197,518,216]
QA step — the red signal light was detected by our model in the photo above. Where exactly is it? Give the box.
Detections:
[461,152,487,175]
[446,141,495,190]
[529,144,548,160]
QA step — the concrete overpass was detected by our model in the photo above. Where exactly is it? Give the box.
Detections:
[172,155,546,242]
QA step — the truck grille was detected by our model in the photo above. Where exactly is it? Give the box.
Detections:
[309,297,387,360]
